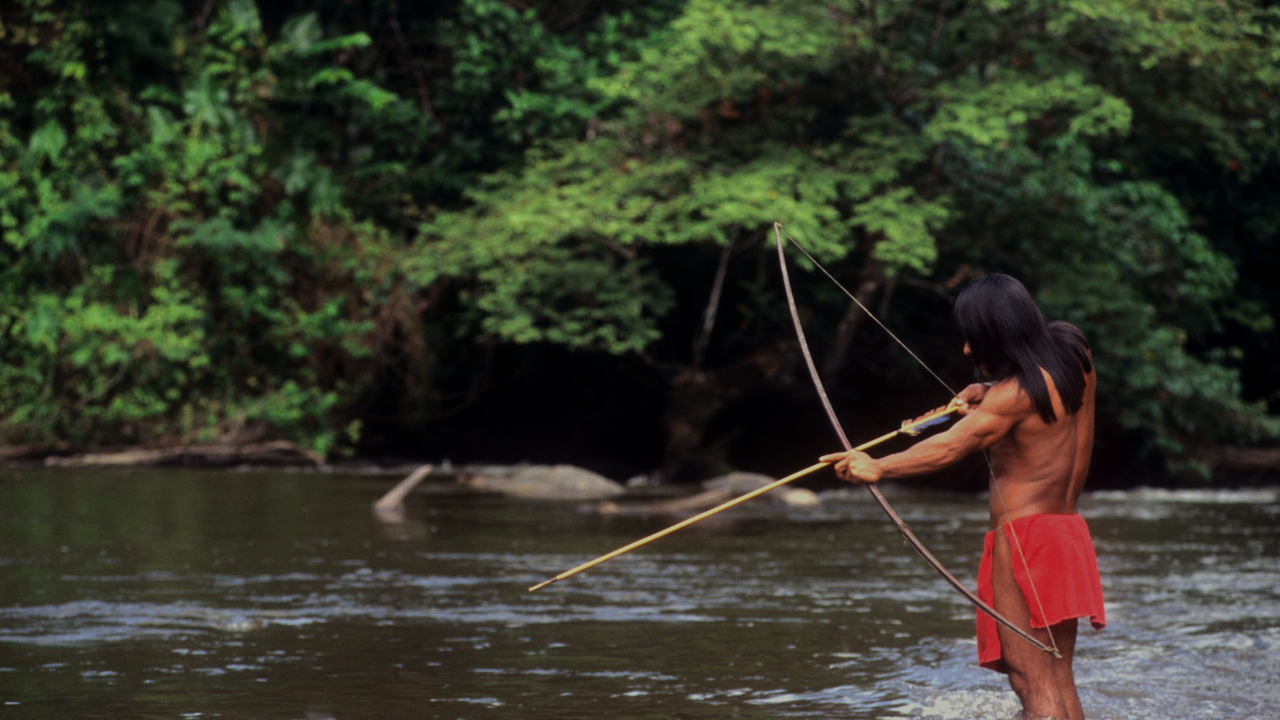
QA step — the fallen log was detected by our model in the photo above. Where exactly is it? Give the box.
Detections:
[373,464,434,523]
[0,445,61,464]
[43,440,323,468]
[1203,445,1280,471]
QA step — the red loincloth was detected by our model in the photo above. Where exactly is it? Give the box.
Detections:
[976,512,1105,672]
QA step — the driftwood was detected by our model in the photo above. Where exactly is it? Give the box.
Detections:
[42,440,323,468]
[373,464,434,523]
[1178,444,1280,482]
[1201,446,1280,471]
[0,445,58,464]
[374,464,434,512]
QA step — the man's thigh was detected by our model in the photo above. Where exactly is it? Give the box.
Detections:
[991,530,1064,693]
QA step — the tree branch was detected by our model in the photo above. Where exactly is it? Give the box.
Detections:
[692,233,736,368]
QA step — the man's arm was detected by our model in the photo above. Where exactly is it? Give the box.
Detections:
[822,381,1026,483]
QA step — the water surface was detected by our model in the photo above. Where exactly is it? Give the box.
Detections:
[0,469,1276,718]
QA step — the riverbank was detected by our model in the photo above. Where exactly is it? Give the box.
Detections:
[5,439,1280,490]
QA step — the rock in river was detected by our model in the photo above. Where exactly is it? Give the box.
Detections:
[464,464,626,500]
[704,472,820,507]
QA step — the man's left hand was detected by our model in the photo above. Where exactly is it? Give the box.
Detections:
[819,450,881,484]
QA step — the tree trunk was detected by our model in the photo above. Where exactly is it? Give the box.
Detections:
[820,271,882,384]
[692,235,736,368]
[655,348,788,482]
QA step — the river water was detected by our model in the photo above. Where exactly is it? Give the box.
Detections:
[0,468,1276,719]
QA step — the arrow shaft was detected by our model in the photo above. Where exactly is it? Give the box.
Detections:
[528,407,955,592]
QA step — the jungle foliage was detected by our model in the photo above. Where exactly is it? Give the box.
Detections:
[2,0,1279,481]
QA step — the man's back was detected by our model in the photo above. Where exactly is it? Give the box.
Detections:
[982,363,1096,527]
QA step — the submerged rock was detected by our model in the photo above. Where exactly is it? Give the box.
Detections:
[464,464,625,500]
[592,471,820,516]
[593,486,735,516]
[704,472,820,507]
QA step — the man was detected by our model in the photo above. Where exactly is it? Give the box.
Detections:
[820,274,1105,720]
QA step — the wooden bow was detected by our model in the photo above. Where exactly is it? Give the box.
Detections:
[773,222,1056,657]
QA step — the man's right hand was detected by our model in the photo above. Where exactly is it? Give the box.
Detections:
[900,383,991,431]
[953,382,991,415]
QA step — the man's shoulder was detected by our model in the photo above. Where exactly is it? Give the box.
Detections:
[980,377,1038,419]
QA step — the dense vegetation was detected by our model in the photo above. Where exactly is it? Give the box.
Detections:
[2,0,1278,483]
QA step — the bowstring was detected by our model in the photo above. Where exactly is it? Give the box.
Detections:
[779,230,957,397]
[779,227,1063,659]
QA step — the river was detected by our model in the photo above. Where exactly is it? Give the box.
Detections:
[0,468,1276,719]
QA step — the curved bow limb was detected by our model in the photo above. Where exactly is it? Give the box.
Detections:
[773,222,1058,658]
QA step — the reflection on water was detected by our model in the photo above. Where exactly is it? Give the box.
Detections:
[0,468,1276,719]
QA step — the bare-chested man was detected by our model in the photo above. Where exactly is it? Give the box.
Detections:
[820,274,1104,720]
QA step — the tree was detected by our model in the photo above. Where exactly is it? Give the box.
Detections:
[0,0,681,456]
[418,0,1280,480]
[3,0,1276,483]
[0,0,413,453]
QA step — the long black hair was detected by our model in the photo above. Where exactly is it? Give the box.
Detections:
[952,274,1092,423]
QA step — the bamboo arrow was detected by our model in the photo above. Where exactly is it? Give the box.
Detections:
[528,405,957,592]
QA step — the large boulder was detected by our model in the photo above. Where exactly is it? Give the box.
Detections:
[704,472,820,507]
[464,464,626,500]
